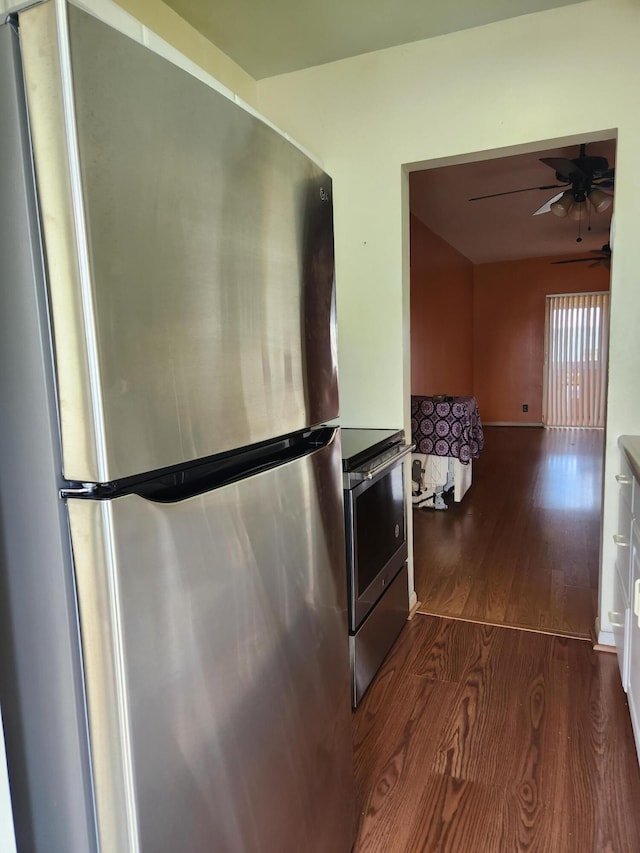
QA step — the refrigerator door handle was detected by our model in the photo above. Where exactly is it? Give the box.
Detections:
[60,484,98,498]
[60,427,340,504]
[130,426,340,504]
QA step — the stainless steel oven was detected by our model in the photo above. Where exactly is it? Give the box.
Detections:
[341,428,413,705]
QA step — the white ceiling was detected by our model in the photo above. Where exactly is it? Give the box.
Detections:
[410,139,615,264]
[162,0,589,79]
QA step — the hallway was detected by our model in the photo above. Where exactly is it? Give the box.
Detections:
[412,426,602,638]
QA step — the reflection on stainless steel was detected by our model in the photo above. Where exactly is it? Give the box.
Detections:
[68,438,354,852]
[23,3,338,483]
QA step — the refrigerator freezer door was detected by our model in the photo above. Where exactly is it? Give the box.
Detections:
[67,434,355,852]
[19,1,338,483]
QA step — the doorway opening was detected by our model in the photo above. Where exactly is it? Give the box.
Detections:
[407,134,615,640]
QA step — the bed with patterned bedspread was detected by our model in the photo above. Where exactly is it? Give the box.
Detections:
[410,396,484,509]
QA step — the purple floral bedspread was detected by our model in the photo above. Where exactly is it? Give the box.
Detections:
[411,395,484,464]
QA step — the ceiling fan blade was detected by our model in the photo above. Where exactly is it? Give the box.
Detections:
[551,257,596,265]
[596,167,615,180]
[540,156,589,181]
[469,183,565,201]
[532,191,564,216]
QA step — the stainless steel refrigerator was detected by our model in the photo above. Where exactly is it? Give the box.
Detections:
[0,2,355,850]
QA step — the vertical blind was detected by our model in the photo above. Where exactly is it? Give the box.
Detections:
[544,292,610,427]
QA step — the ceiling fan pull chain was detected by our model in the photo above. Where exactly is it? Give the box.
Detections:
[576,216,583,243]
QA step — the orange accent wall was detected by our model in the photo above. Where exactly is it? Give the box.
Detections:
[473,256,610,423]
[410,218,611,423]
[410,214,474,396]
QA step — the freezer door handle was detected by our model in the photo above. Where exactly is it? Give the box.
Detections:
[59,483,98,498]
[61,427,340,504]
[131,426,340,503]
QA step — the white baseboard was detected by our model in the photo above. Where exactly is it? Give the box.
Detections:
[628,686,640,766]
[408,589,417,612]
[483,422,544,428]
[597,629,615,648]
[594,617,616,650]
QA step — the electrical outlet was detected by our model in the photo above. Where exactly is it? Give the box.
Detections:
[522,403,528,413]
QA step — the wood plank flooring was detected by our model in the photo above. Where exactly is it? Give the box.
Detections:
[352,614,640,852]
[412,427,603,639]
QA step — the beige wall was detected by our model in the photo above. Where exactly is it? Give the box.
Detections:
[257,0,640,640]
[3,0,257,106]
[90,0,257,105]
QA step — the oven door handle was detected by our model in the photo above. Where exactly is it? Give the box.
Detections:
[364,443,415,480]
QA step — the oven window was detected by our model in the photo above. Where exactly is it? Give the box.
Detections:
[355,464,405,593]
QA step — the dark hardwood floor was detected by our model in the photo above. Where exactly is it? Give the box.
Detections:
[413,427,603,639]
[352,614,640,852]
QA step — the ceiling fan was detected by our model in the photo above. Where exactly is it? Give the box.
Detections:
[469,144,614,226]
[551,243,611,269]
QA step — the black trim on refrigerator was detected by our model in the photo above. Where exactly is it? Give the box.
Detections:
[60,426,338,503]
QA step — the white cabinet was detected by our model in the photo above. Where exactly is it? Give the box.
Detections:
[628,521,640,763]
[617,437,640,764]
[612,560,630,688]
[612,452,634,689]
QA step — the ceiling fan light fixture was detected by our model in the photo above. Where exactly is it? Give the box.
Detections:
[550,190,574,218]
[568,199,589,222]
[588,187,613,213]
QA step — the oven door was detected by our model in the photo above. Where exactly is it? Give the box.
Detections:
[345,456,408,632]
